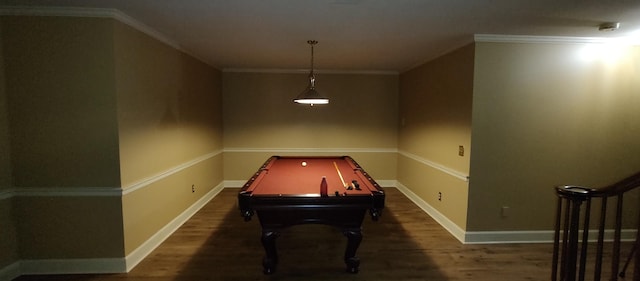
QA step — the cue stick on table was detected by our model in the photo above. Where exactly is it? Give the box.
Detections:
[333,161,348,188]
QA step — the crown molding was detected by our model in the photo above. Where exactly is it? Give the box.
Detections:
[223,68,398,75]
[0,5,113,17]
[474,34,640,45]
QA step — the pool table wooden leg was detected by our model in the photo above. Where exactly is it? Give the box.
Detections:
[343,228,362,273]
[261,230,279,274]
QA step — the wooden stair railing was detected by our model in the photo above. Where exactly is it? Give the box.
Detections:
[552,171,640,281]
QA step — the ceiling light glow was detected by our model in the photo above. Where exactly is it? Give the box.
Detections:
[578,41,631,63]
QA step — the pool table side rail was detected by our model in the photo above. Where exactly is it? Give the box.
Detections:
[239,156,384,194]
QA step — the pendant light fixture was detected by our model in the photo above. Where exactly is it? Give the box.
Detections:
[293,40,329,106]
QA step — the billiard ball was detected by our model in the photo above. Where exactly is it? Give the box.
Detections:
[302,161,307,167]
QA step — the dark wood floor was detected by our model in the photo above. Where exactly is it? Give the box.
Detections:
[14,187,635,281]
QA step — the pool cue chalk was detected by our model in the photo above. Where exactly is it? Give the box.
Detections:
[352,180,361,190]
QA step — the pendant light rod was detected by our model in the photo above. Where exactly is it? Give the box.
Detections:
[308,40,317,80]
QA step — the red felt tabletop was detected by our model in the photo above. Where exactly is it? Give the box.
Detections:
[247,157,377,196]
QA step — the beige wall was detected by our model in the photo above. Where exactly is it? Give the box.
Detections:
[0,18,10,190]
[3,16,120,187]
[0,14,224,269]
[1,16,125,261]
[223,72,398,182]
[114,21,223,254]
[398,44,475,230]
[469,42,640,231]
[0,17,19,271]
[0,198,17,270]
[14,196,124,259]
[399,41,639,233]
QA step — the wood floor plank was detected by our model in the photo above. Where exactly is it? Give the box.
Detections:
[13,187,635,281]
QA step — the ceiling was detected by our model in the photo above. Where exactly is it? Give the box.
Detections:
[1,0,640,72]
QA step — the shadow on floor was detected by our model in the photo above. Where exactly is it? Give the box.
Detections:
[166,187,449,281]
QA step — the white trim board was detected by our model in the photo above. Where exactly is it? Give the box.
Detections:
[5,182,224,278]
[0,189,13,200]
[395,181,557,244]
[14,186,122,197]
[465,231,555,244]
[394,182,638,244]
[0,261,20,281]
[124,182,224,271]
[464,229,638,245]
[18,258,126,276]
[398,151,469,182]
[394,182,467,243]
[122,150,222,195]
[0,150,222,199]
[0,151,224,278]
[224,180,247,188]
[475,34,640,45]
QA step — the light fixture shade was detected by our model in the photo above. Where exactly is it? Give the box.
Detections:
[294,87,329,105]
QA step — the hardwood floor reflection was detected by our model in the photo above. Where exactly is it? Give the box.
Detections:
[14,187,578,281]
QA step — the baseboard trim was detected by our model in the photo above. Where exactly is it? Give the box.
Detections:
[464,230,555,244]
[19,258,126,276]
[394,182,467,243]
[0,261,20,281]
[375,180,396,188]
[394,182,561,244]
[124,181,224,271]
[465,229,638,244]
[224,180,246,188]
[395,181,638,244]
[1,182,225,279]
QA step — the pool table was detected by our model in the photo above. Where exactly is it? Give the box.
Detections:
[238,156,385,274]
